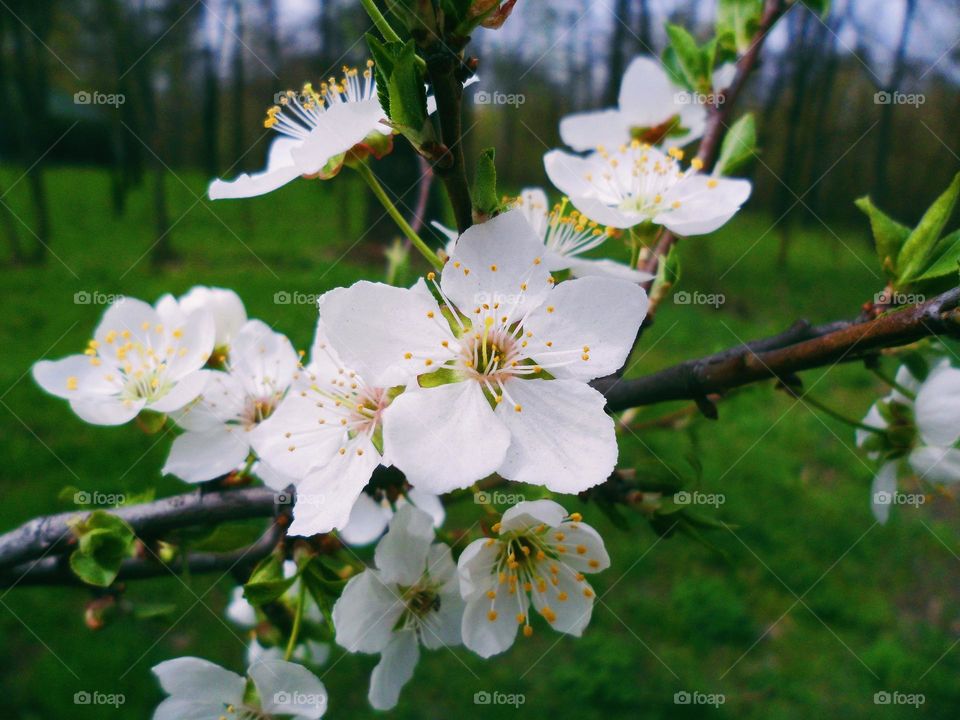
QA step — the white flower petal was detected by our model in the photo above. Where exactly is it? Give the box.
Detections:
[288,437,380,536]
[495,379,617,492]
[909,446,960,485]
[149,370,210,413]
[457,538,501,600]
[915,363,960,447]
[517,187,551,238]
[461,593,521,658]
[178,286,247,347]
[617,57,682,126]
[421,583,465,650]
[564,256,654,283]
[375,504,435,586]
[383,381,511,493]
[333,571,404,653]
[407,487,445,529]
[32,355,115,400]
[543,150,604,203]
[656,176,752,236]
[319,282,455,387]
[500,500,568,534]
[553,522,610,573]
[523,276,647,381]
[441,209,552,316]
[251,658,327,719]
[153,697,238,720]
[226,586,257,627]
[871,461,899,524]
[152,657,246,705]
[70,395,145,425]
[529,565,595,636]
[162,426,251,483]
[208,137,304,200]
[558,109,631,152]
[368,629,420,711]
[249,393,345,479]
[292,98,388,175]
[339,493,391,546]
[229,320,299,395]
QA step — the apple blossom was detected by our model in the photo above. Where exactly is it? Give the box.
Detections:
[321,209,648,493]
[457,499,609,657]
[32,295,214,425]
[544,142,752,233]
[333,505,463,710]
[152,656,327,719]
[341,487,445,546]
[857,360,960,522]
[559,57,734,152]
[162,320,298,483]
[209,61,390,200]
[249,321,392,536]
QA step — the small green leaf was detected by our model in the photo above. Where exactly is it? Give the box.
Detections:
[854,195,910,278]
[898,172,960,283]
[665,24,706,89]
[365,33,400,116]
[244,554,298,606]
[68,511,136,587]
[714,113,756,176]
[909,229,960,283]
[472,147,499,216]
[716,0,762,54]
[387,41,428,132]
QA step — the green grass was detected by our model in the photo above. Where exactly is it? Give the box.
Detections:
[1,165,959,719]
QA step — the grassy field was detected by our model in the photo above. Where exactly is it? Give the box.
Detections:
[1,164,959,719]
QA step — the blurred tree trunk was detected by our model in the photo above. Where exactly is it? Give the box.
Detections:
[0,12,24,264]
[634,0,651,51]
[872,0,917,209]
[605,0,631,105]
[772,9,814,267]
[230,0,246,168]
[201,44,221,179]
[7,1,54,264]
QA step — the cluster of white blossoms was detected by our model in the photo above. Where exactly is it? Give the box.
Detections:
[30,53,762,719]
[857,360,960,523]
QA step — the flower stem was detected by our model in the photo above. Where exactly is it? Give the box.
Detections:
[353,161,444,271]
[795,392,886,434]
[284,580,307,662]
[360,0,401,42]
[870,366,917,400]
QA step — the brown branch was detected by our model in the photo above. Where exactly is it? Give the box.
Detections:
[600,288,960,412]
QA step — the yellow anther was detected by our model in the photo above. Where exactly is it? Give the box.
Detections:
[588,559,600,569]
[66,376,78,391]
[523,625,534,637]
[487,610,498,622]
[541,606,557,623]
[569,512,582,522]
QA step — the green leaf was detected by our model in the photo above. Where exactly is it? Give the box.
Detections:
[365,33,403,124]
[660,46,690,90]
[716,0,762,54]
[909,229,960,283]
[898,172,960,283]
[714,113,756,176]
[665,23,706,89]
[472,147,499,216]
[68,511,136,587]
[243,554,298,606]
[189,523,266,553]
[854,195,910,278]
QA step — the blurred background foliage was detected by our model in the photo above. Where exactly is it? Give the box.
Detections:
[1,0,960,718]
